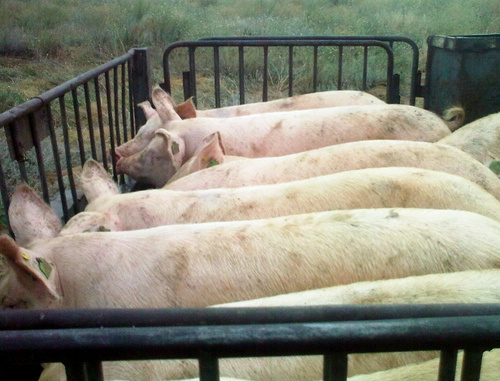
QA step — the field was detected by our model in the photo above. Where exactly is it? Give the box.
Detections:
[1,0,499,109]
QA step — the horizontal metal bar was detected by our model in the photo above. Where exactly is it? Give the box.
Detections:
[0,49,135,127]
[1,304,500,331]
[0,315,498,364]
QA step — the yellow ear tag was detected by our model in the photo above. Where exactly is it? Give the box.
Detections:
[21,251,30,261]
[201,157,207,162]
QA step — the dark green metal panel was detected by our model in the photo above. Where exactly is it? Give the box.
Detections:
[424,34,500,124]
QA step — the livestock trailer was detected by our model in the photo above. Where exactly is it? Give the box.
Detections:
[0,35,499,381]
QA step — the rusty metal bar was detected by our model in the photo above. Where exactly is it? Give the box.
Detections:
[0,153,11,236]
[121,64,127,145]
[127,60,135,138]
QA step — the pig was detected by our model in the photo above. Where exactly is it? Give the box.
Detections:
[172,90,386,119]
[38,270,500,380]
[4,208,500,311]
[116,89,386,158]
[114,88,462,186]
[438,111,500,168]
[12,163,500,237]
[165,135,500,201]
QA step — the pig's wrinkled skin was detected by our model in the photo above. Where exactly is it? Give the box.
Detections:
[174,90,386,119]
[4,208,500,310]
[37,270,500,380]
[165,137,500,201]
[115,88,462,186]
[438,111,500,167]
[13,163,500,237]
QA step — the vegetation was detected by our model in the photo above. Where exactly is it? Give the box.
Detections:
[1,0,499,109]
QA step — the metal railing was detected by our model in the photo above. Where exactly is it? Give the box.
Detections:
[161,36,420,108]
[0,304,498,381]
[0,48,151,232]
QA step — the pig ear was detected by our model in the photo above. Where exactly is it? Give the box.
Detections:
[175,97,197,119]
[79,159,119,203]
[152,87,181,123]
[0,234,60,300]
[155,129,185,171]
[138,100,158,120]
[8,184,62,247]
[192,132,226,170]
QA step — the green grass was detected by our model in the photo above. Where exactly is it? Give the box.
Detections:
[1,0,499,109]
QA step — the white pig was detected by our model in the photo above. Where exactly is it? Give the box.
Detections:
[438,111,500,168]
[114,88,462,186]
[11,164,500,237]
[165,136,500,201]
[172,90,385,119]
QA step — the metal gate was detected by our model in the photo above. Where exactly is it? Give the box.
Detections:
[160,36,421,108]
[1,304,499,381]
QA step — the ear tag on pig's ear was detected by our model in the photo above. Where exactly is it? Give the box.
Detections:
[171,142,179,155]
[21,250,30,261]
[208,159,219,168]
[36,257,52,279]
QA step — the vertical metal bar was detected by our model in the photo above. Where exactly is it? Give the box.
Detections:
[362,46,368,91]
[213,46,221,108]
[313,46,318,92]
[7,122,28,182]
[65,361,104,381]
[460,350,483,381]
[114,66,124,185]
[105,71,118,182]
[59,96,79,216]
[238,46,245,104]
[27,112,50,203]
[188,46,197,105]
[130,48,152,128]
[0,153,12,236]
[47,103,69,221]
[94,76,109,171]
[83,82,97,160]
[262,46,269,102]
[438,349,458,381]
[199,353,220,381]
[113,67,121,147]
[324,353,348,381]
[337,46,343,90]
[121,63,128,144]
[288,45,294,96]
[71,87,86,166]
[127,60,136,137]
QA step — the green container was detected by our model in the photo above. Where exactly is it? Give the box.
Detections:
[424,34,500,124]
